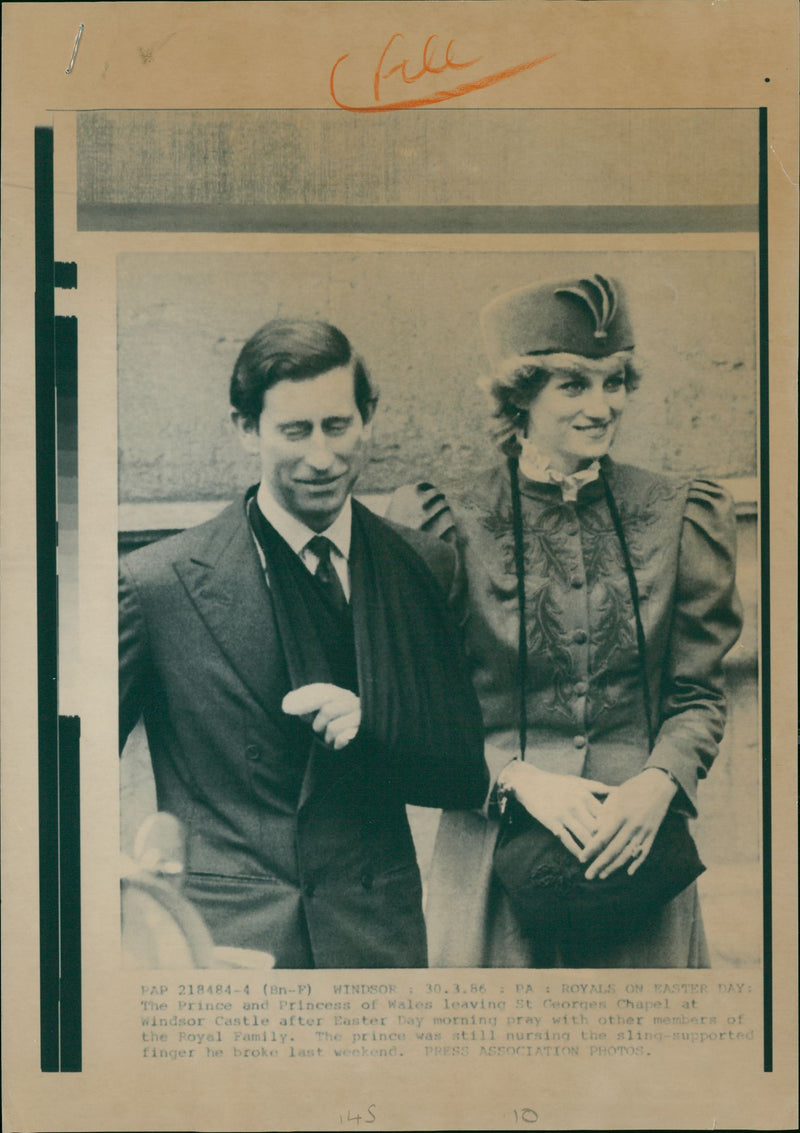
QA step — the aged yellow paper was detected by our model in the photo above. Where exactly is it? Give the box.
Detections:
[2,2,797,1130]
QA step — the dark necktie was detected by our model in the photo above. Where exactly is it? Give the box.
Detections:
[307,535,348,614]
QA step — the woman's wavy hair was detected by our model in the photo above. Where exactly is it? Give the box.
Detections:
[230,318,379,426]
[481,349,641,455]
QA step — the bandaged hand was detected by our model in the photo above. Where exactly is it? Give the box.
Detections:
[581,768,678,880]
[282,683,361,751]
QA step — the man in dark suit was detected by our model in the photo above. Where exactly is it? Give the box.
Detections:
[119,318,487,968]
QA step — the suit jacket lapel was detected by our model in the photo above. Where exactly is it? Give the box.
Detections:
[172,499,281,714]
[173,495,364,812]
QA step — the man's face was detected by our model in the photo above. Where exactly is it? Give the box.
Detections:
[234,365,372,532]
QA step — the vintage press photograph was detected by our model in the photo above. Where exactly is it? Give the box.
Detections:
[117,249,759,972]
[3,5,796,1130]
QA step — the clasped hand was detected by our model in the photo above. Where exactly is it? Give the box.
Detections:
[282,683,361,750]
[505,764,677,879]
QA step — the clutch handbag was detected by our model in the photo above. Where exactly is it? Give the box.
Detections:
[493,458,705,952]
[493,800,705,952]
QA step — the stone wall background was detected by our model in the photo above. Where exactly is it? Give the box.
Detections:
[117,250,756,504]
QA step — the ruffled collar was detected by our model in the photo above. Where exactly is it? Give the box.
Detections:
[518,438,601,503]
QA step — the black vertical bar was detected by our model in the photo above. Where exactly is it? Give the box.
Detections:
[58,715,82,1071]
[55,309,82,1071]
[35,125,60,1072]
[757,105,772,1075]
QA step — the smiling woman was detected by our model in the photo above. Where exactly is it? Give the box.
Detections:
[388,273,744,968]
[489,350,638,474]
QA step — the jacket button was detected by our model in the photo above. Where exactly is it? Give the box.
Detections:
[567,525,579,537]
[303,882,315,898]
[573,735,587,749]
[245,744,260,761]
[574,681,588,696]
[572,629,588,645]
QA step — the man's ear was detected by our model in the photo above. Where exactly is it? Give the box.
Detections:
[231,410,261,454]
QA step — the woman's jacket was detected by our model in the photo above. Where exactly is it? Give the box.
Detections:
[389,459,743,966]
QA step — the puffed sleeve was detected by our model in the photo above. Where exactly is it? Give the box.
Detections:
[645,478,743,814]
[118,557,153,752]
[385,482,458,543]
[386,481,469,626]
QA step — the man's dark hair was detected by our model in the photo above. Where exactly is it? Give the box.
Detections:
[230,318,379,425]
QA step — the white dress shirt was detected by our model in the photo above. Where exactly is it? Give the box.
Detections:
[253,482,352,599]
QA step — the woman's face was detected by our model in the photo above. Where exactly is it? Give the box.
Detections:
[525,364,627,473]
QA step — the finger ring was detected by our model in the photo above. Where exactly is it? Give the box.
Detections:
[630,844,644,858]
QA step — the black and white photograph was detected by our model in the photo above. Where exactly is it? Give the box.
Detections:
[118,249,758,972]
[2,4,796,1131]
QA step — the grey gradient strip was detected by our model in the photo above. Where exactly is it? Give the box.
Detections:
[78,203,757,234]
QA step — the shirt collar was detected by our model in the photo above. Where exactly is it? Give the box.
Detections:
[518,438,600,503]
[255,482,352,560]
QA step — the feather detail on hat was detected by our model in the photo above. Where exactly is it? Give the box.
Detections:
[556,274,618,339]
[593,273,618,335]
[480,273,634,366]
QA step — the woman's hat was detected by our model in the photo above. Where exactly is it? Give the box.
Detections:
[481,274,634,367]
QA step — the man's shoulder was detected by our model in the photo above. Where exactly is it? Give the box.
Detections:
[356,504,457,589]
[382,515,456,571]
[120,499,244,580]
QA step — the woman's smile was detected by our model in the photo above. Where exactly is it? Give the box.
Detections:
[525,367,627,473]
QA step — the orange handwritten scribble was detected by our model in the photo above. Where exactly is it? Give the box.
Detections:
[330,33,556,113]
[373,33,483,102]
